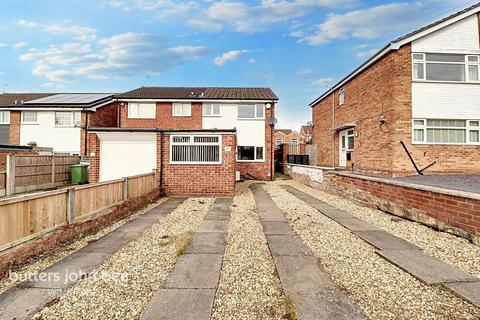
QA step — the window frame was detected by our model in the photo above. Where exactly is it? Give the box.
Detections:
[275,138,283,145]
[202,103,221,117]
[0,111,10,124]
[21,111,38,124]
[236,145,265,162]
[237,104,265,120]
[412,53,480,83]
[127,102,156,119]
[54,111,81,127]
[412,119,480,145]
[172,103,192,117]
[169,134,222,165]
[338,87,345,106]
[291,138,298,145]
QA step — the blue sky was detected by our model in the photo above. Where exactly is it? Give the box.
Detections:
[0,0,476,129]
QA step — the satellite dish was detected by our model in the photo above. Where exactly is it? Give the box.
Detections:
[268,117,278,126]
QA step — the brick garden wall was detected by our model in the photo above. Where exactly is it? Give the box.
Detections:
[160,133,236,196]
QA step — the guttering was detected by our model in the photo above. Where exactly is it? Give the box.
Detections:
[117,98,277,103]
[0,107,91,111]
[86,127,237,133]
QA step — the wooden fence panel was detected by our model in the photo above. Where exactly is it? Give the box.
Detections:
[0,191,68,249]
[14,155,52,188]
[54,156,81,184]
[74,180,124,218]
[128,173,155,199]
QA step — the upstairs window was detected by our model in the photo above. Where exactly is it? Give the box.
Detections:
[238,104,264,119]
[0,111,10,124]
[172,103,191,117]
[338,87,345,106]
[128,102,156,119]
[170,135,221,164]
[413,53,479,82]
[22,111,38,124]
[55,112,81,126]
[203,103,220,116]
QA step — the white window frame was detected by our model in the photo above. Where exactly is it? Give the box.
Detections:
[412,119,480,145]
[412,53,480,83]
[55,111,81,127]
[338,87,345,106]
[291,138,298,145]
[170,134,222,164]
[21,111,38,124]
[172,103,192,117]
[202,103,221,117]
[276,138,283,145]
[0,111,10,124]
[346,129,354,151]
[236,145,265,162]
[128,102,156,119]
[237,104,265,120]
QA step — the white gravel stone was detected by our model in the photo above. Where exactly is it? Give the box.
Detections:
[211,182,288,320]
[33,197,213,320]
[0,198,168,295]
[265,182,480,319]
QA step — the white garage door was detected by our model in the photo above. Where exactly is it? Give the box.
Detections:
[98,132,157,182]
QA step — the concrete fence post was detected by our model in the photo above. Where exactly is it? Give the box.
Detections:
[6,155,15,196]
[123,177,129,200]
[152,169,158,189]
[51,155,56,187]
[67,187,76,224]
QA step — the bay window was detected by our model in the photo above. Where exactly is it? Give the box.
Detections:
[413,53,479,82]
[413,119,480,144]
[237,146,264,161]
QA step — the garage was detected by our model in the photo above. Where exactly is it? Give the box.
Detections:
[97,132,157,182]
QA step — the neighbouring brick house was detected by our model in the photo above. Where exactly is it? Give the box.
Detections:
[274,129,307,146]
[311,4,480,177]
[300,125,313,143]
[86,87,278,195]
[0,93,117,155]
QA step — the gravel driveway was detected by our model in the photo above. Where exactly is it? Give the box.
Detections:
[393,174,480,194]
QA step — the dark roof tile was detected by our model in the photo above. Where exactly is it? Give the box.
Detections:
[117,87,278,100]
[0,93,56,107]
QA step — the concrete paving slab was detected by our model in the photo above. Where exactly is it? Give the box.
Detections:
[352,230,421,251]
[444,281,480,307]
[0,287,60,320]
[266,235,311,256]
[377,249,479,284]
[335,218,382,231]
[184,233,227,254]
[213,197,233,205]
[321,208,355,220]
[22,251,110,289]
[273,255,334,289]
[263,221,293,235]
[203,213,230,221]
[140,289,215,320]
[289,287,366,320]
[250,184,287,221]
[165,254,223,289]
[79,231,135,253]
[196,220,228,233]
[115,219,155,234]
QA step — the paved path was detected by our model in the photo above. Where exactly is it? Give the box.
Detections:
[250,184,366,320]
[140,197,232,320]
[0,197,186,320]
[284,185,480,308]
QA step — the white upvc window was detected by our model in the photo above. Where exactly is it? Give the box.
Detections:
[22,111,38,124]
[237,104,264,119]
[172,103,192,116]
[413,119,480,144]
[128,102,156,119]
[276,138,283,145]
[55,111,81,126]
[203,103,220,116]
[412,53,480,82]
[0,111,10,124]
[237,145,264,162]
[291,138,298,145]
[170,134,221,164]
[338,87,345,106]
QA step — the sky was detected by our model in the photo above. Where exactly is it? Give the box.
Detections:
[0,0,476,130]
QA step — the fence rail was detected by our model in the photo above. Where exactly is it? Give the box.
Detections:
[0,172,157,252]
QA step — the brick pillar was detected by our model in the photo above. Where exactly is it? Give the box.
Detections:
[80,112,88,156]
[88,133,100,183]
[9,111,21,145]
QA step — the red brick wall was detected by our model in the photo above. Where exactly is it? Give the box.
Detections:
[119,102,202,129]
[0,149,37,170]
[82,103,119,156]
[324,172,480,244]
[161,133,236,196]
[9,111,20,145]
[87,133,100,183]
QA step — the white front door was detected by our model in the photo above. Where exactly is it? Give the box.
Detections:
[339,130,347,167]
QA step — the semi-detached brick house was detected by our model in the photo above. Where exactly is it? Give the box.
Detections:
[311,3,480,177]
[87,87,278,195]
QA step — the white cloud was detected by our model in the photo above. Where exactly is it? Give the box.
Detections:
[310,77,334,87]
[13,42,29,49]
[289,30,304,37]
[248,58,256,63]
[17,20,37,27]
[213,49,251,66]
[188,0,357,33]
[356,48,379,59]
[299,2,427,45]
[296,68,312,75]
[109,0,198,18]
[0,43,6,48]
[19,33,211,82]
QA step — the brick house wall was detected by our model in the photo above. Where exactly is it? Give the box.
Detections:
[81,102,119,156]
[87,133,100,183]
[274,131,307,145]
[160,133,236,196]
[119,102,202,129]
[9,111,20,145]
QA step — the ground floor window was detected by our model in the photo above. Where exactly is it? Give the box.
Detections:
[237,145,264,161]
[413,119,479,144]
[170,135,221,164]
